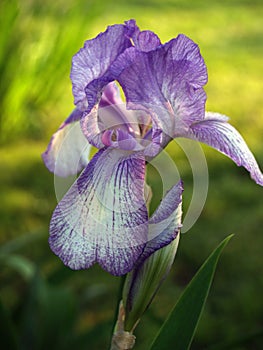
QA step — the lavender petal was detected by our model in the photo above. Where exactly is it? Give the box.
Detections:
[186,112,263,185]
[136,180,183,267]
[80,82,141,149]
[70,21,138,112]
[116,34,207,140]
[49,148,148,276]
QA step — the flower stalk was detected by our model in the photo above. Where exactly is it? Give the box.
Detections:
[110,301,136,350]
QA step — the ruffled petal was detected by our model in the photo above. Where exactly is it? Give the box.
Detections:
[70,20,138,112]
[49,148,148,276]
[135,180,183,267]
[185,112,263,185]
[132,30,161,52]
[116,34,207,140]
[42,109,90,177]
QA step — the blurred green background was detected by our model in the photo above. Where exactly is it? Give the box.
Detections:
[0,0,263,349]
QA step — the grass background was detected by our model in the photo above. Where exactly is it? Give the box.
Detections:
[0,0,263,349]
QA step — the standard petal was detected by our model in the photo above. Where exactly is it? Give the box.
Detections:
[116,34,207,141]
[42,109,90,177]
[132,30,161,52]
[185,112,263,185]
[98,81,123,108]
[80,82,142,149]
[99,83,141,135]
[70,21,138,111]
[49,148,148,276]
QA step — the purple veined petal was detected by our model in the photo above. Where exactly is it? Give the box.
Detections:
[143,126,164,158]
[184,112,263,186]
[132,30,161,52]
[116,34,207,140]
[135,180,183,267]
[169,34,207,88]
[42,109,91,177]
[80,107,105,149]
[81,26,162,118]
[80,83,142,149]
[122,182,183,325]
[70,20,138,112]
[49,148,148,276]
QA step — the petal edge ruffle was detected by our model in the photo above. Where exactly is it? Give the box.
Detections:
[70,21,138,112]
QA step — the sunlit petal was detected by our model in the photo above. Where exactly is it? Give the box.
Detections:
[42,109,90,177]
[70,21,138,112]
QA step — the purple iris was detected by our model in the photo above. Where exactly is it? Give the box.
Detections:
[42,20,263,276]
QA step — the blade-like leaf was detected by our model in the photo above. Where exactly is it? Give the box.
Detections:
[150,234,233,350]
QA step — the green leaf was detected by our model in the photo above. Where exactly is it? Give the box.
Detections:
[149,234,233,350]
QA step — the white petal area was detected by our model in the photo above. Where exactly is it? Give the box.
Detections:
[49,148,148,276]
[184,112,263,185]
[42,121,91,177]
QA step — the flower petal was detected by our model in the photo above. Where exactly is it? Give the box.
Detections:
[136,180,183,267]
[70,20,138,111]
[98,81,123,108]
[101,129,144,151]
[132,30,161,52]
[185,112,263,185]
[80,82,141,149]
[42,109,90,177]
[49,148,148,276]
[116,34,207,140]
[98,83,141,135]
[122,182,183,328]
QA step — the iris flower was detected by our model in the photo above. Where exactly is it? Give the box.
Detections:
[43,20,263,276]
